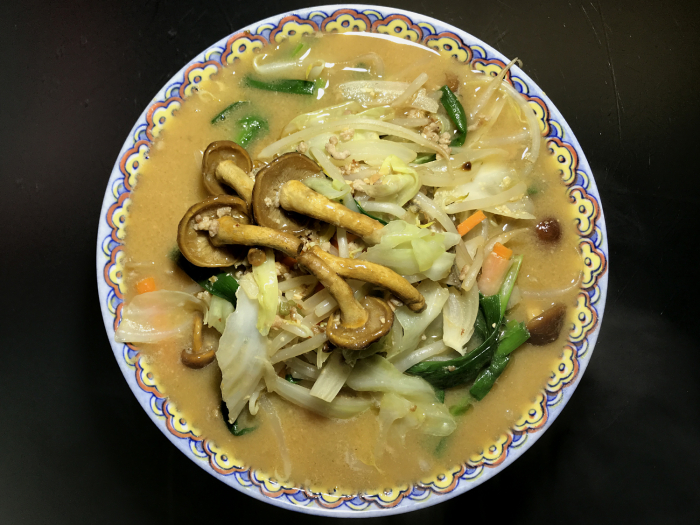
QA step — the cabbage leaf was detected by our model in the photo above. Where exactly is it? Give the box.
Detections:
[252,248,278,336]
[358,220,459,279]
[346,355,455,437]
[217,288,270,424]
[355,155,421,206]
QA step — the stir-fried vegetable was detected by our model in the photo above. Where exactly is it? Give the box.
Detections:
[211,100,250,124]
[252,248,278,336]
[355,199,388,225]
[234,116,269,147]
[115,291,208,343]
[407,256,529,391]
[439,85,467,147]
[218,288,270,424]
[244,75,316,95]
[119,52,560,461]
[457,210,486,237]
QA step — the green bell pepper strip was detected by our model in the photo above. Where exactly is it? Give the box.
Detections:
[439,85,468,147]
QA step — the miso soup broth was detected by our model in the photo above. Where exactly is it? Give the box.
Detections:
[118,32,583,494]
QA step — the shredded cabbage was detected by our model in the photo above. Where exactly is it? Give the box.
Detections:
[252,248,278,336]
[355,155,420,206]
[303,176,351,201]
[217,288,270,424]
[207,295,234,334]
[115,291,207,343]
[346,355,455,437]
[358,220,458,279]
[387,280,449,359]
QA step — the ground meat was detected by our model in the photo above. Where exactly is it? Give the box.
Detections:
[325,136,351,160]
[192,215,219,237]
[407,108,427,119]
[339,128,355,141]
[421,119,441,142]
[216,206,232,218]
[339,159,361,176]
[297,141,308,154]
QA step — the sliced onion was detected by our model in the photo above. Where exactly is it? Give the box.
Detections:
[412,192,458,234]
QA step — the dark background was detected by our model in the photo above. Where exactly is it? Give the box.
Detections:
[1,0,698,523]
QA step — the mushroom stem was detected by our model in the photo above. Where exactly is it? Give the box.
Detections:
[309,246,426,312]
[279,180,383,239]
[297,252,368,328]
[216,160,254,207]
[181,312,216,368]
[213,215,302,257]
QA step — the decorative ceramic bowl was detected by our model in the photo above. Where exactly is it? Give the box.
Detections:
[96,4,608,516]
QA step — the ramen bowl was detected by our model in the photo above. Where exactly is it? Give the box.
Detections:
[96,4,608,516]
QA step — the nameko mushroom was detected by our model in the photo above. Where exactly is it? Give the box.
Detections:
[178,198,303,263]
[202,141,255,208]
[308,246,425,312]
[180,311,216,368]
[252,152,323,234]
[279,179,384,241]
[297,251,394,350]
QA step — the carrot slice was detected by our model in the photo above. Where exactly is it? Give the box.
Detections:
[135,277,157,294]
[492,242,513,260]
[457,210,486,236]
[280,256,298,268]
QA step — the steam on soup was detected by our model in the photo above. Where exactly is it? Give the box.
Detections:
[116,32,583,494]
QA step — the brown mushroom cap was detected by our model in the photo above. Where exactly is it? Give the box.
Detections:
[177,195,250,267]
[202,141,253,196]
[252,152,323,234]
[526,303,567,345]
[327,296,394,350]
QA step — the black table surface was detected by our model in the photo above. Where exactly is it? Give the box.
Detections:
[2,1,698,523]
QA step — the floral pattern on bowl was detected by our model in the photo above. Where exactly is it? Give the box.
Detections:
[96,5,608,516]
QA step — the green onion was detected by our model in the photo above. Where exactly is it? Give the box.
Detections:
[498,255,523,317]
[290,42,306,58]
[434,436,449,457]
[354,199,388,225]
[244,75,315,95]
[234,116,269,147]
[221,402,257,436]
[449,397,473,417]
[434,388,446,403]
[211,100,250,124]
[171,248,239,305]
[200,273,239,305]
[407,258,528,390]
[439,85,468,147]
[527,186,539,195]
[285,374,301,384]
[469,320,530,400]
[413,153,437,165]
